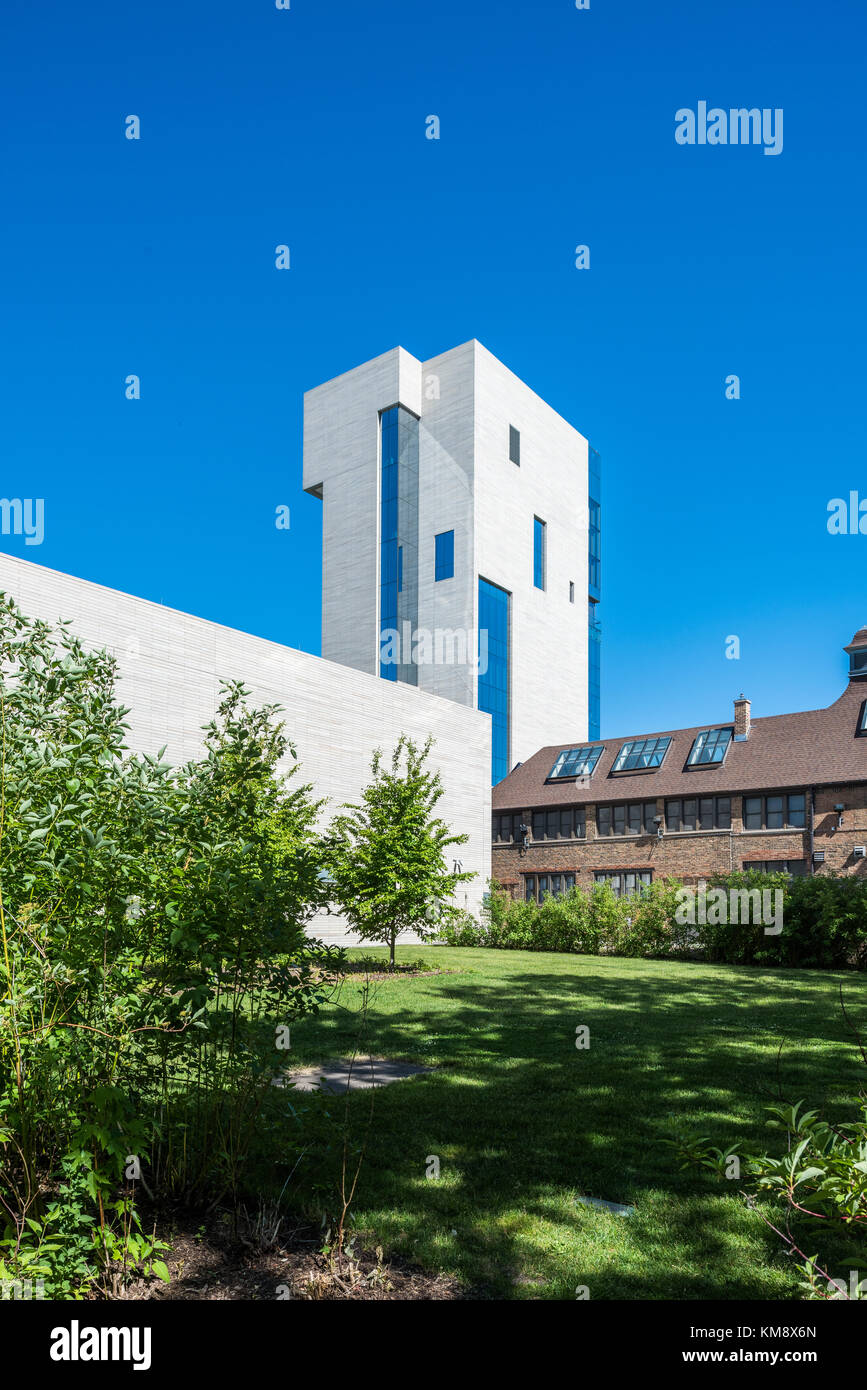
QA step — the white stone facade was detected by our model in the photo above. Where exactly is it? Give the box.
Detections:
[303,339,593,777]
[0,553,491,947]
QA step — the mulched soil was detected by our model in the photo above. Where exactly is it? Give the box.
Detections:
[118,1209,472,1301]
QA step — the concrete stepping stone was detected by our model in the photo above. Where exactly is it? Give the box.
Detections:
[276,1056,434,1095]
[574,1195,635,1217]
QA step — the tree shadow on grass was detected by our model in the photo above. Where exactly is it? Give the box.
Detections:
[284,957,866,1299]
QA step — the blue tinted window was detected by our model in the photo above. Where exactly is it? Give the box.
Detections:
[589,498,601,596]
[533,517,546,590]
[435,530,454,581]
[589,602,601,739]
[379,408,399,680]
[478,577,510,784]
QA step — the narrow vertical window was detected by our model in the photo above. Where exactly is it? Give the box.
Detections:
[533,517,546,591]
[569,581,575,603]
[509,425,520,466]
[478,577,510,784]
[434,529,454,581]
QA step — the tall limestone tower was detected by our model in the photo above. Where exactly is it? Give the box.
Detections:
[303,340,601,783]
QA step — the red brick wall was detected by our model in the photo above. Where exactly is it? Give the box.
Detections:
[492,788,867,895]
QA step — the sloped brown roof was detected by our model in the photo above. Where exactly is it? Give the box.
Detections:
[493,679,867,811]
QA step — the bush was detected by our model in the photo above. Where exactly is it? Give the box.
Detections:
[444,871,867,970]
[669,1097,867,1299]
[0,598,335,1295]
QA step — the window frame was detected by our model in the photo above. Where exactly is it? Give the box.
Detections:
[611,736,672,773]
[522,872,576,903]
[596,801,658,837]
[533,516,546,591]
[593,869,652,898]
[742,793,807,831]
[434,529,455,582]
[665,796,731,832]
[686,727,733,767]
[742,859,808,878]
[492,812,524,844]
[548,746,604,780]
[530,807,586,842]
[509,425,521,467]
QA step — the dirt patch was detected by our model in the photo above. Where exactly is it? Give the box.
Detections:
[118,1210,470,1301]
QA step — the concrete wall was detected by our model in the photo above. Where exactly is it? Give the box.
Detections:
[0,553,491,947]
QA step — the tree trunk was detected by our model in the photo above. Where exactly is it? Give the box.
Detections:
[390,930,396,970]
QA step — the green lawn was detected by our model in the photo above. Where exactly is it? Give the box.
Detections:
[287,946,867,1300]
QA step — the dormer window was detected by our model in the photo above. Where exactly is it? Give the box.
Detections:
[687,727,733,766]
[858,699,867,737]
[844,628,867,679]
[612,736,671,772]
[548,745,603,779]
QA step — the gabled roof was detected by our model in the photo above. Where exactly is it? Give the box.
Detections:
[493,679,867,811]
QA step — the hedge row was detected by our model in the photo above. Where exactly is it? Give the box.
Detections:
[437,872,867,969]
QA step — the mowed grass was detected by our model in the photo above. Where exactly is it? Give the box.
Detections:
[287,947,867,1300]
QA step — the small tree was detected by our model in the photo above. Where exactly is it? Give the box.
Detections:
[327,735,474,967]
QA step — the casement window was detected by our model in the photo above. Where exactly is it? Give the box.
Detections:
[665,797,731,832]
[523,872,576,903]
[743,859,808,877]
[687,727,733,766]
[612,736,671,772]
[492,813,523,844]
[593,869,652,898]
[742,793,806,830]
[549,746,603,779]
[596,801,657,836]
[531,807,586,841]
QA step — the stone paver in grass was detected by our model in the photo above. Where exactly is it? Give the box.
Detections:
[574,1195,635,1217]
[276,1056,434,1095]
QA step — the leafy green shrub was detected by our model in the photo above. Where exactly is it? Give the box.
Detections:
[0,597,335,1295]
[669,1098,867,1299]
[777,876,867,970]
[606,879,683,958]
[448,872,867,970]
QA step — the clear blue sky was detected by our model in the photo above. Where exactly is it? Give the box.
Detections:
[2,0,865,738]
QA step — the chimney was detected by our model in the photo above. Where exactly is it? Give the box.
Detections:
[734,694,751,742]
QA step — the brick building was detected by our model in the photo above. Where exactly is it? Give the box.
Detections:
[491,626,867,901]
